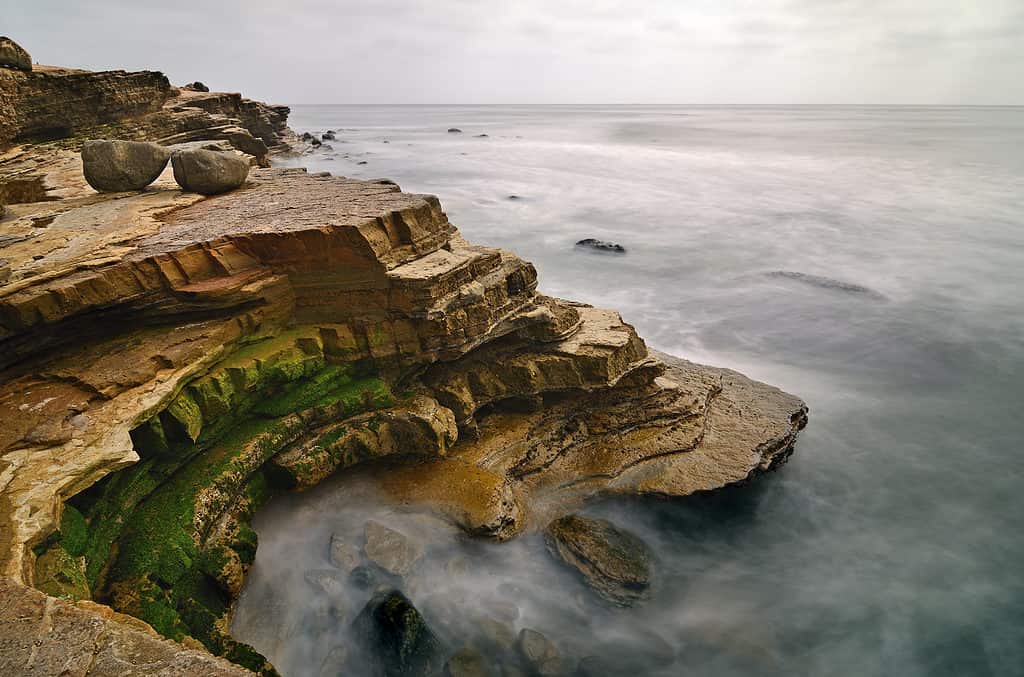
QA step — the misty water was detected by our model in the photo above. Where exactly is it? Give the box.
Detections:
[232,106,1024,676]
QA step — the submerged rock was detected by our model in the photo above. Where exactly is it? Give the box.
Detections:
[575,238,626,253]
[354,590,444,677]
[515,629,566,676]
[543,514,651,607]
[322,130,336,140]
[81,140,170,192]
[300,132,315,142]
[364,521,423,576]
[170,147,249,195]
[329,532,361,571]
[0,37,32,72]
[445,647,494,677]
[448,128,463,133]
[304,568,346,597]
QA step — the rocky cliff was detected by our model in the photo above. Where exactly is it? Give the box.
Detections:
[0,48,806,676]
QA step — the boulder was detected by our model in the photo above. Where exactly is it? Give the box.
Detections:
[353,590,443,677]
[322,131,336,140]
[515,629,566,676]
[170,148,250,195]
[300,132,315,142]
[81,140,171,192]
[543,514,651,607]
[183,81,210,92]
[303,569,345,597]
[446,647,494,677]
[363,520,422,577]
[0,37,31,72]
[311,137,322,147]
[329,532,361,571]
[575,238,626,253]
[448,128,463,133]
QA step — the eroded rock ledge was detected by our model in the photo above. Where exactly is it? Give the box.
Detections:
[0,59,806,676]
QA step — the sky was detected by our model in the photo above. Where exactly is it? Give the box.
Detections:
[6,0,1024,104]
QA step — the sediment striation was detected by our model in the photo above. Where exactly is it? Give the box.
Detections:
[0,54,807,675]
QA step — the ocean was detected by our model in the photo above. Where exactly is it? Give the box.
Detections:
[232,105,1024,676]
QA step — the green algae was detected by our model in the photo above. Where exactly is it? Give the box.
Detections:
[54,329,395,674]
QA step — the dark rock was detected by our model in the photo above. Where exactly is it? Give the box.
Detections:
[448,128,463,133]
[311,137,322,147]
[543,514,651,607]
[81,140,171,192]
[507,195,521,201]
[183,81,210,92]
[765,270,885,299]
[322,131,336,140]
[515,629,566,676]
[475,134,489,138]
[300,132,315,142]
[353,590,444,677]
[170,148,250,195]
[0,37,32,72]
[574,239,626,253]
[445,647,494,677]
[357,160,368,165]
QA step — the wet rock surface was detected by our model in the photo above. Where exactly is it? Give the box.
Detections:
[354,589,444,677]
[81,139,171,192]
[575,238,626,253]
[364,520,423,577]
[544,514,651,606]
[171,147,250,194]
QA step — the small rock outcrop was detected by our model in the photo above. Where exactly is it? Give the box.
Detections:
[183,81,210,92]
[448,128,463,133]
[575,238,626,253]
[0,37,31,72]
[170,147,250,195]
[322,130,336,140]
[544,514,651,606]
[81,139,171,192]
[354,590,444,677]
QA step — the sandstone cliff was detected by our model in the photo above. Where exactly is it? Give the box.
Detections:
[0,56,806,675]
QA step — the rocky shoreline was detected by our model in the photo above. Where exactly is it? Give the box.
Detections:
[1,38,806,676]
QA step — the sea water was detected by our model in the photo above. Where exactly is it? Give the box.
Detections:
[232,106,1024,676]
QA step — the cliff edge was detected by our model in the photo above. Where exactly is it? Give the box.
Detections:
[0,43,806,676]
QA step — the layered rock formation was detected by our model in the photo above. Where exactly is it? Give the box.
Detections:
[0,54,807,675]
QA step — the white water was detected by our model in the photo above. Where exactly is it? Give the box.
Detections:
[233,106,1024,676]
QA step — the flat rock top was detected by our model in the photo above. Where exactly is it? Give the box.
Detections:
[0,577,251,676]
[0,163,444,301]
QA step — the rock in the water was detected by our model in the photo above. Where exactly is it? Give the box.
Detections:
[515,629,566,676]
[183,81,210,92]
[543,514,651,607]
[311,137,322,147]
[475,134,489,138]
[354,590,443,677]
[348,564,377,589]
[364,521,422,576]
[319,646,349,677]
[304,569,346,597]
[575,238,626,253]
[329,533,361,571]
[0,37,31,72]
[81,140,171,192]
[446,647,494,677]
[448,128,463,133]
[322,131,336,140]
[170,147,250,195]
[300,132,315,142]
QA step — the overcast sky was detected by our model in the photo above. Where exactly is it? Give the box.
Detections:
[8,0,1024,104]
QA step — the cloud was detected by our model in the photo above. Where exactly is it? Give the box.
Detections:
[5,0,1023,103]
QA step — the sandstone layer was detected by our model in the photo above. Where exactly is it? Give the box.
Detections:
[1,58,807,675]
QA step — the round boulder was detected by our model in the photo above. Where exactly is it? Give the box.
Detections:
[0,37,31,72]
[171,148,250,195]
[81,140,171,192]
